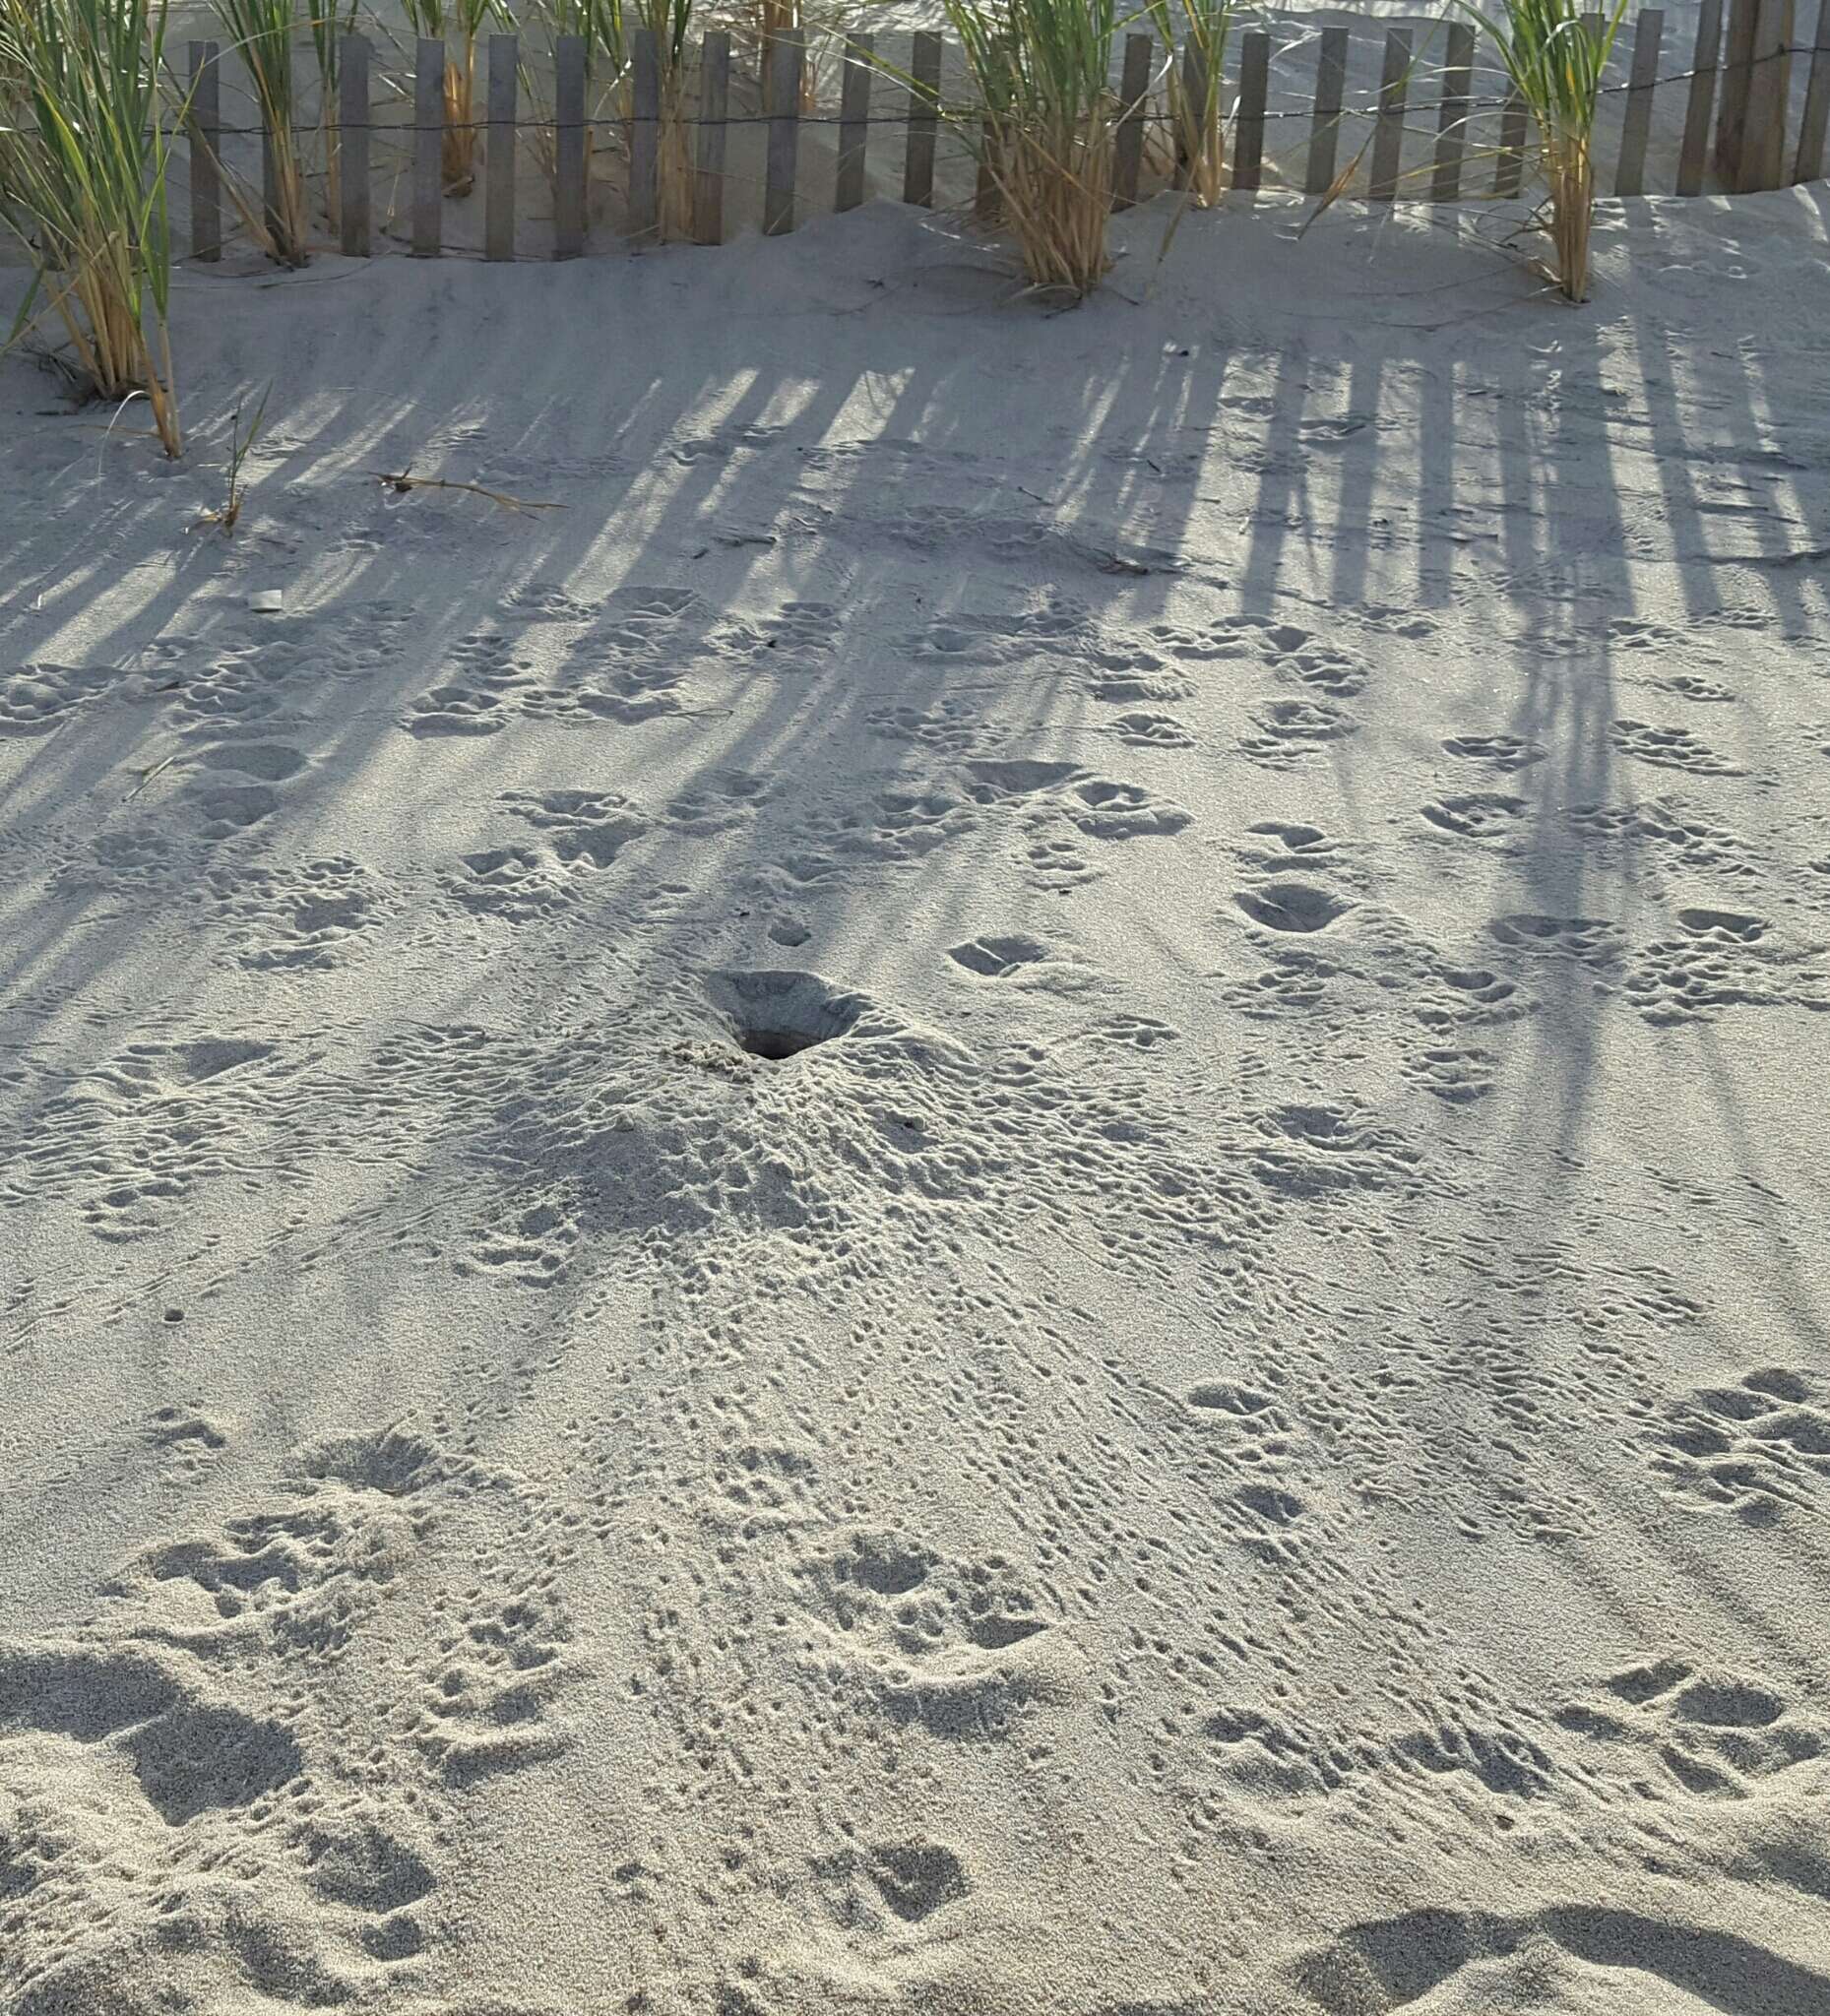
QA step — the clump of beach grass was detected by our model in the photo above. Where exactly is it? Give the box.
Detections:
[1145,0,1229,205]
[0,0,183,453]
[210,0,313,264]
[629,0,695,239]
[308,0,359,221]
[1471,0,1625,300]
[520,0,621,195]
[920,0,1122,296]
[401,0,500,195]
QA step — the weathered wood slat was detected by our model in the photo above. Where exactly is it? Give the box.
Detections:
[630,27,661,237]
[905,31,942,207]
[1797,0,1830,180]
[1174,39,1211,191]
[1369,30,1411,201]
[837,32,873,212]
[553,34,587,258]
[1738,0,1795,188]
[1615,8,1664,195]
[765,29,802,234]
[187,42,221,262]
[1431,23,1475,202]
[412,38,443,257]
[1494,87,1528,197]
[1678,0,1725,192]
[485,33,517,260]
[1718,0,1759,180]
[1233,30,1269,191]
[1113,32,1154,209]
[696,30,731,244]
[838,33,874,213]
[1306,25,1350,196]
[341,33,370,256]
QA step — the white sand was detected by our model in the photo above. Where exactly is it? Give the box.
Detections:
[3,184,1830,2015]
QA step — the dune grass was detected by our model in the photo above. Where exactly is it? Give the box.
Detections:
[918,0,1122,295]
[1144,0,1229,205]
[210,0,313,264]
[401,0,500,194]
[1472,0,1627,299]
[630,0,696,239]
[0,0,183,452]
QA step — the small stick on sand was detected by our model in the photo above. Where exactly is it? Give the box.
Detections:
[369,471,566,514]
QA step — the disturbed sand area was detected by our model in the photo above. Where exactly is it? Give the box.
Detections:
[2,189,1830,2013]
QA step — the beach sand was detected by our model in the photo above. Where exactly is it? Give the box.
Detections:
[3,185,1829,2013]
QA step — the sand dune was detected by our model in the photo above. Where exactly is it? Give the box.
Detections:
[3,187,1829,2013]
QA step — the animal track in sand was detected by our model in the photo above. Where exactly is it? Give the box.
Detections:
[1487,914,1624,965]
[1290,1905,1830,2015]
[1440,732,1546,772]
[1610,718,1746,776]
[193,740,308,783]
[1237,821,1347,872]
[1107,708,1195,747]
[1553,1653,1825,1805]
[948,934,1051,979]
[1648,1364,1830,1523]
[1623,908,1827,1025]
[1402,1042,1497,1102]
[1238,697,1359,767]
[0,661,109,736]
[1567,797,1754,879]
[206,857,382,970]
[1234,882,1354,933]
[1418,793,1530,843]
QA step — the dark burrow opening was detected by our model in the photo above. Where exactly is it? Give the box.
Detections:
[736,1026,826,1062]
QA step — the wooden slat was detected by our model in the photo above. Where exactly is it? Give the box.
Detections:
[765,29,802,234]
[553,33,587,258]
[1494,87,1528,196]
[630,27,661,237]
[1370,29,1410,200]
[485,33,517,260]
[1614,9,1663,195]
[696,30,730,244]
[187,42,221,262]
[1233,31,1270,190]
[1431,22,1475,201]
[1717,0,1759,180]
[341,33,370,256]
[837,33,873,212]
[1737,0,1795,189]
[1306,25,1350,195]
[1174,39,1211,191]
[412,38,443,256]
[1113,32,1154,209]
[1797,0,1830,180]
[1678,0,1725,192]
[904,30,942,206]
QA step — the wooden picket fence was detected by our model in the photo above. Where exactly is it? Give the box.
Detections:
[183,0,1830,265]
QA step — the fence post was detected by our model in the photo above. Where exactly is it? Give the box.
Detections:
[341,33,371,255]
[412,38,443,255]
[765,29,802,234]
[553,34,587,258]
[1113,32,1154,209]
[1174,39,1212,192]
[1233,31,1269,190]
[486,34,517,260]
[1737,0,1795,187]
[1615,9,1664,194]
[696,31,730,244]
[1678,0,1725,191]
[836,33,873,212]
[187,42,221,263]
[1432,23,1475,201]
[1717,0,1759,179]
[1306,26,1350,195]
[904,31,942,206]
[1368,30,1411,200]
[1798,0,1830,179]
[630,28,661,237]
